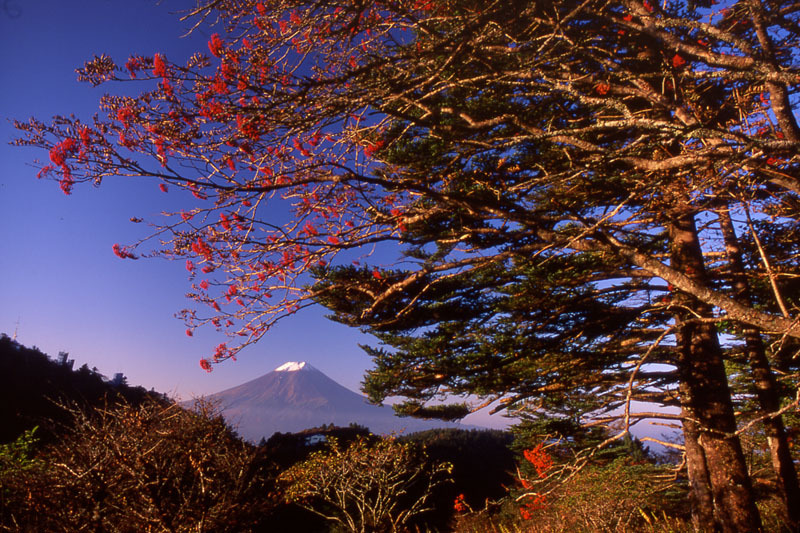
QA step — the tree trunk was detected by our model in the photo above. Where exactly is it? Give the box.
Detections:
[717,208,800,530]
[669,211,763,533]
[681,396,720,532]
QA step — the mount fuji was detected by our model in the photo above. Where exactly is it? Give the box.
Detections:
[190,361,467,442]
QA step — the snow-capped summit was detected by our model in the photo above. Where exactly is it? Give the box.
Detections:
[274,361,314,372]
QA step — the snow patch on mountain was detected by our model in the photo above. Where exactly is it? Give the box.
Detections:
[274,361,313,372]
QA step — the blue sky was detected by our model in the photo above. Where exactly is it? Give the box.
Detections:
[0,0,372,396]
[0,0,510,428]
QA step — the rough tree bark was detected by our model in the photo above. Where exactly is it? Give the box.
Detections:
[681,402,720,532]
[669,209,762,532]
[717,207,800,530]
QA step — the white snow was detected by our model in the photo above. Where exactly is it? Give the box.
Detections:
[274,361,310,372]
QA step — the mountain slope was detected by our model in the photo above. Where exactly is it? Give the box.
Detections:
[192,362,466,441]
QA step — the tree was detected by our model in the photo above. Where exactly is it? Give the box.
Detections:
[13,1,800,530]
[279,435,452,533]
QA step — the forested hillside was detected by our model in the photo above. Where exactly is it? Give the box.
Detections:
[0,334,162,444]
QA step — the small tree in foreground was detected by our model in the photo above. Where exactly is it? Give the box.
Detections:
[279,435,452,533]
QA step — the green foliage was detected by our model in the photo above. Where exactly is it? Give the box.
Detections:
[0,427,39,476]
[0,427,44,527]
[318,252,658,425]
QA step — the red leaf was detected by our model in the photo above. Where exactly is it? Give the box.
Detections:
[208,33,224,58]
[153,53,167,77]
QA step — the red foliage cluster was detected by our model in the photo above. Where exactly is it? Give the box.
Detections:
[49,138,79,194]
[112,243,138,260]
[519,494,547,520]
[523,443,554,479]
[191,238,214,262]
[453,493,468,513]
[208,33,225,58]
[152,53,167,77]
[516,444,554,520]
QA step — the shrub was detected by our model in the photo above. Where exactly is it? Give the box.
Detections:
[0,399,275,532]
[280,435,452,533]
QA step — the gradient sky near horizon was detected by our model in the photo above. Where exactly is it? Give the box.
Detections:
[0,0,512,428]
